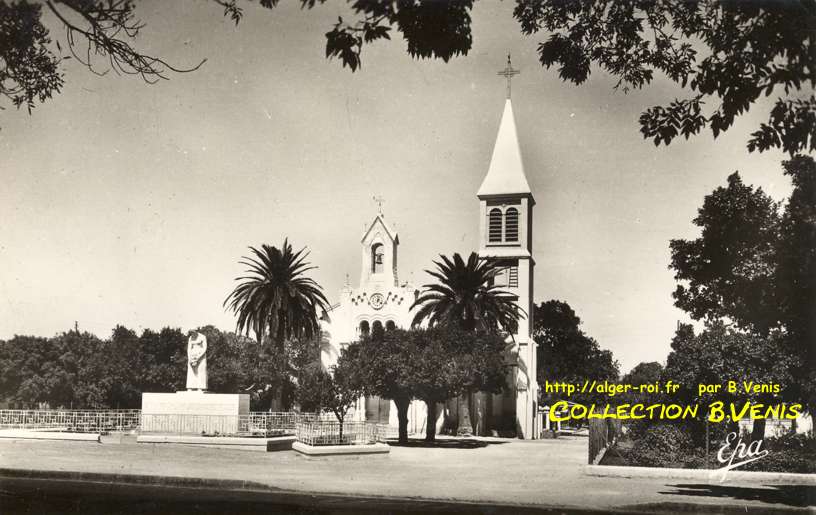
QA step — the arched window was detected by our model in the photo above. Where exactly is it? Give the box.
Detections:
[371,243,384,273]
[505,208,519,242]
[385,320,396,331]
[372,320,384,333]
[488,208,502,242]
[359,320,370,337]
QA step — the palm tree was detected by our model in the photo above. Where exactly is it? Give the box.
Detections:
[410,252,522,435]
[224,239,329,352]
[411,252,521,332]
[224,240,329,410]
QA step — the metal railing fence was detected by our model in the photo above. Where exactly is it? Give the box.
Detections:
[0,409,339,436]
[0,409,141,433]
[140,412,319,436]
[295,420,391,446]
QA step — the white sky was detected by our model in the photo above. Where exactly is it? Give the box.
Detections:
[0,0,797,373]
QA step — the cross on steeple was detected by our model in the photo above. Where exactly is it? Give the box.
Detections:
[497,54,520,99]
[373,195,385,214]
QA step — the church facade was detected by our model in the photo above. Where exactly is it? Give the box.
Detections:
[320,92,539,439]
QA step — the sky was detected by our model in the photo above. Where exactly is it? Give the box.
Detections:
[0,0,797,373]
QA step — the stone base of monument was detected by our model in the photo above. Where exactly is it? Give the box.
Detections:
[140,391,250,435]
[137,434,296,452]
[292,441,390,457]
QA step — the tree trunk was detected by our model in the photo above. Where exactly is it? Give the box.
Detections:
[425,400,437,442]
[395,396,410,444]
[750,418,766,443]
[456,393,473,435]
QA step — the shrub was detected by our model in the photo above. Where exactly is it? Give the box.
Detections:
[628,423,695,468]
[742,433,816,473]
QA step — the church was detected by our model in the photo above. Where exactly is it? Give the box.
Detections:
[321,65,539,439]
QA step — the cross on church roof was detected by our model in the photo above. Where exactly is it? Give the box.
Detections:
[497,54,520,99]
[373,195,385,215]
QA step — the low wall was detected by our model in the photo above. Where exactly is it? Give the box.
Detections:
[141,392,249,434]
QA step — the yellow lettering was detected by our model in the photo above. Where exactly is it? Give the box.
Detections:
[709,401,724,422]
[549,401,569,422]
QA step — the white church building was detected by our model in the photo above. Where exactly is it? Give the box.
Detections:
[320,80,539,439]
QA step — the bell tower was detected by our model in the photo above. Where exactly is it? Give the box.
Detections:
[360,214,399,288]
[477,56,538,439]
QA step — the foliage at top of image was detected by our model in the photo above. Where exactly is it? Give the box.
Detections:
[2,1,813,154]
[515,0,816,154]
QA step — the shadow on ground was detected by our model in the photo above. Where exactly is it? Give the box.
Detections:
[658,483,816,508]
[386,438,507,449]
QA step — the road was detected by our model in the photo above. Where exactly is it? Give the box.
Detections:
[0,435,812,514]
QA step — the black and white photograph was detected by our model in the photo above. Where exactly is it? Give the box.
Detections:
[1,1,814,513]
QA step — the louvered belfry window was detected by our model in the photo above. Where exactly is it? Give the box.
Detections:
[488,208,503,242]
[505,208,519,242]
[508,266,519,287]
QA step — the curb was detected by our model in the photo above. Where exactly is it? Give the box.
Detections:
[0,430,100,442]
[586,464,816,485]
[2,467,813,514]
[0,467,274,491]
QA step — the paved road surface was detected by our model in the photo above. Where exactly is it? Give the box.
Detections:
[0,436,812,514]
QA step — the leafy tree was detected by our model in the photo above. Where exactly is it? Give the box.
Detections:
[346,326,507,443]
[0,334,65,407]
[296,356,363,441]
[622,362,663,387]
[514,1,815,154]
[775,156,816,410]
[670,157,816,411]
[0,0,205,114]
[106,325,143,408]
[0,323,286,410]
[410,251,520,435]
[346,329,414,443]
[534,300,619,405]
[136,327,187,393]
[412,326,507,442]
[662,322,795,443]
[670,173,781,334]
[619,361,663,407]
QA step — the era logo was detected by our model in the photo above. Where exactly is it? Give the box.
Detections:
[716,432,769,482]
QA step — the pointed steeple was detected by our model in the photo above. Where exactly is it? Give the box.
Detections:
[477,98,532,197]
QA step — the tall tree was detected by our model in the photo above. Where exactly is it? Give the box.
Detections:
[411,252,520,435]
[411,252,521,332]
[224,240,329,349]
[670,173,782,335]
[671,156,816,416]
[534,300,619,406]
[775,156,816,409]
[224,240,329,409]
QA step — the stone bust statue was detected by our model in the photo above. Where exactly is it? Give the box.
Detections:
[186,331,208,391]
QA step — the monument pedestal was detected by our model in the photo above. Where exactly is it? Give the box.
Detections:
[141,391,250,434]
